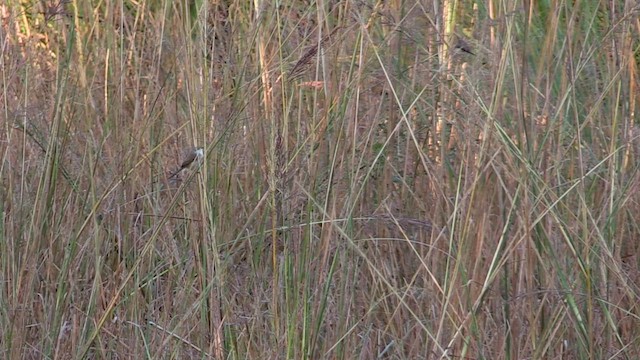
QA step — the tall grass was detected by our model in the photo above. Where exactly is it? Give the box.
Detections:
[2,0,640,359]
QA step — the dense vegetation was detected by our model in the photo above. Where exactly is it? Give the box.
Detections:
[2,0,640,358]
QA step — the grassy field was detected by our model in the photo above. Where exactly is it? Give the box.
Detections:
[2,0,640,359]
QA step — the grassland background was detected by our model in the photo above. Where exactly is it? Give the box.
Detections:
[2,0,640,359]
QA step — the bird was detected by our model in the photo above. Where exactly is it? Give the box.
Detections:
[168,147,204,179]
[454,38,475,55]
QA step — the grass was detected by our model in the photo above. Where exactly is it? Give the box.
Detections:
[2,0,640,359]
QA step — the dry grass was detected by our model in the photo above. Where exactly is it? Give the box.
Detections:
[2,0,640,359]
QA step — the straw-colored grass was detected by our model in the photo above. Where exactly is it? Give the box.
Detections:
[2,0,640,359]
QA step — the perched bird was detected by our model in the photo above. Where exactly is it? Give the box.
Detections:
[168,147,204,179]
[454,37,475,55]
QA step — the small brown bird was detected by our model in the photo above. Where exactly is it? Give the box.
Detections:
[454,38,475,55]
[168,147,204,179]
